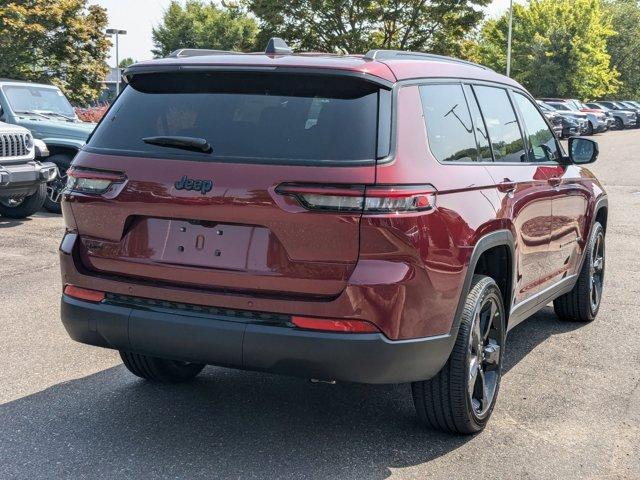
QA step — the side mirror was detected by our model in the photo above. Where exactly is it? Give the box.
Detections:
[568,137,598,164]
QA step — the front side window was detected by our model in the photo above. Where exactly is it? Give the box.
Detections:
[419,84,478,162]
[473,85,525,163]
[514,93,559,163]
[87,72,380,164]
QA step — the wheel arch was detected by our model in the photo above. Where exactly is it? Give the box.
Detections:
[594,198,608,233]
[576,195,608,273]
[450,230,515,337]
[46,146,78,163]
[40,138,82,164]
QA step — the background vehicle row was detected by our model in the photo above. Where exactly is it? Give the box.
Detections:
[0,79,94,213]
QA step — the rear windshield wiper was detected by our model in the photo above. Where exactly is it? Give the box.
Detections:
[142,136,212,153]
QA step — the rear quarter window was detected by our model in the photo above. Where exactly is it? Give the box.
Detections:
[87,72,381,165]
[419,84,479,162]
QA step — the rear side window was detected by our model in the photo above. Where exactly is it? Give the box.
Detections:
[419,84,478,162]
[473,85,525,163]
[513,92,559,162]
[87,72,380,164]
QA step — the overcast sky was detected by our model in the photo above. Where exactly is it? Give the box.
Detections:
[91,0,516,67]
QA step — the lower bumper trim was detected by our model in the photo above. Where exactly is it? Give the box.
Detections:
[61,295,453,384]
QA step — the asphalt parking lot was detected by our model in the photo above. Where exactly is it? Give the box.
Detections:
[1,130,639,479]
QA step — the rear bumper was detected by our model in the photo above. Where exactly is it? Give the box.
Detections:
[0,161,56,197]
[61,294,453,384]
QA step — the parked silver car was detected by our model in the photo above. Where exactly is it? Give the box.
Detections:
[543,100,608,135]
[585,102,636,130]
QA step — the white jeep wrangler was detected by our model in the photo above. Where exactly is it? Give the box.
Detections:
[0,121,56,219]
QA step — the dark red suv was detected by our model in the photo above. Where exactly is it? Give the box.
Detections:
[59,40,607,434]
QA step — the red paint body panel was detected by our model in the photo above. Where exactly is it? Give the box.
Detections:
[68,152,374,297]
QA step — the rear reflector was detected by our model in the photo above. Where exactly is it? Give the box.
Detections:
[292,316,379,333]
[276,183,435,214]
[63,285,105,303]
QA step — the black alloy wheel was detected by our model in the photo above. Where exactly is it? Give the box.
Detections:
[412,275,506,434]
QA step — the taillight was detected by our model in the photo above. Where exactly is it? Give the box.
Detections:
[66,167,126,195]
[276,184,436,214]
[292,316,379,333]
[364,185,435,213]
[276,184,364,212]
[63,284,105,302]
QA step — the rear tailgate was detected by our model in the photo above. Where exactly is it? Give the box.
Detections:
[67,71,387,298]
[70,154,373,297]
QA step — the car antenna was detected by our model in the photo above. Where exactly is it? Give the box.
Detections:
[265,37,293,55]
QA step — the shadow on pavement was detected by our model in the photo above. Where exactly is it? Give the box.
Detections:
[0,211,57,228]
[0,216,30,228]
[0,307,584,479]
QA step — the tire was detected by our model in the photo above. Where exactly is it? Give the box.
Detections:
[553,222,605,322]
[0,183,47,219]
[44,153,73,214]
[586,121,594,136]
[120,351,205,383]
[412,275,506,434]
[614,117,624,130]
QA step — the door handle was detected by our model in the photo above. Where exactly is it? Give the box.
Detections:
[548,177,562,187]
[497,179,516,193]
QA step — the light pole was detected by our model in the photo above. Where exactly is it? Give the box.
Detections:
[106,28,127,96]
[506,0,513,77]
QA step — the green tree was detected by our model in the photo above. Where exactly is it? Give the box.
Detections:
[478,0,619,99]
[152,1,258,57]
[605,0,640,99]
[119,57,136,69]
[246,0,490,56]
[0,0,110,105]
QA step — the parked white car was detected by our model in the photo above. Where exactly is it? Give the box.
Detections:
[0,121,56,218]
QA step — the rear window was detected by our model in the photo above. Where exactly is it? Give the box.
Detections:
[87,72,381,164]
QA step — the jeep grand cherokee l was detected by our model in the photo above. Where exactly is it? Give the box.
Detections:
[59,40,608,434]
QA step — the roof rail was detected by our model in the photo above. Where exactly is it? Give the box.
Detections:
[364,50,492,71]
[166,38,293,58]
[265,37,293,55]
[167,48,240,58]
